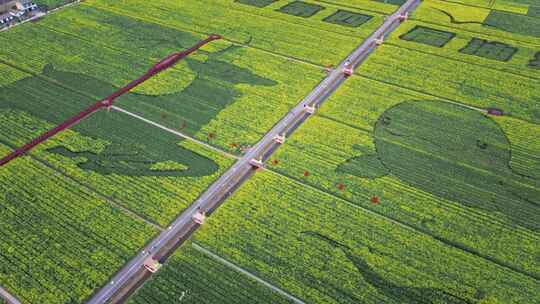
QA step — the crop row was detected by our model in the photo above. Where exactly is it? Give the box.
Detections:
[0,143,158,303]
[186,171,540,303]
[128,242,293,304]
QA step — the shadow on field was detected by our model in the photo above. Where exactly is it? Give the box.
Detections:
[0,49,276,177]
[299,231,485,304]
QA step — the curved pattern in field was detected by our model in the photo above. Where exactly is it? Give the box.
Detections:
[338,100,540,232]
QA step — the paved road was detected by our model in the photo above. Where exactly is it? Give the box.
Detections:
[0,286,22,304]
[87,1,421,303]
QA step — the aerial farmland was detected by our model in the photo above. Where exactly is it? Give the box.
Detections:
[0,0,538,303]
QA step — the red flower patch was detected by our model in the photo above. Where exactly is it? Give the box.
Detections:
[371,196,380,204]
[303,171,310,177]
[338,183,345,191]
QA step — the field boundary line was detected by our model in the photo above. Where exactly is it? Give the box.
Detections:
[0,285,22,304]
[191,243,306,304]
[110,106,240,160]
[264,168,540,281]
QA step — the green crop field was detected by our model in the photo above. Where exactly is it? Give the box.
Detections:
[182,171,539,303]
[0,0,397,302]
[129,242,294,304]
[1,0,540,303]
[0,142,158,303]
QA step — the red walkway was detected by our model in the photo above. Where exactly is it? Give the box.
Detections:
[0,34,222,167]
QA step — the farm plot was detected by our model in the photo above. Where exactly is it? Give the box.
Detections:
[0,142,158,304]
[268,76,540,278]
[0,63,234,226]
[84,0,386,66]
[180,171,540,304]
[128,242,294,304]
[0,4,325,153]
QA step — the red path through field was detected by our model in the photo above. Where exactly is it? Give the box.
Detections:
[0,34,222,167]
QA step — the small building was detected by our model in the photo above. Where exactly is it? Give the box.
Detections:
[0,12,14,26]
[0,0,37,15]
[16,0,38,13]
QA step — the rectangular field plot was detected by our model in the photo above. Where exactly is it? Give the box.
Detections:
[128,243,294,304]
[268,77,540,280]
[459,37,518,61]
[399,25,456,47]
[529,6,540,18]
[277,1,325,18]
[375,0,407,4]
[184,172,540,304]
[530,51,540,68]
[0,143,158,304]
[235,0,276,8]
[323,10,373,27]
